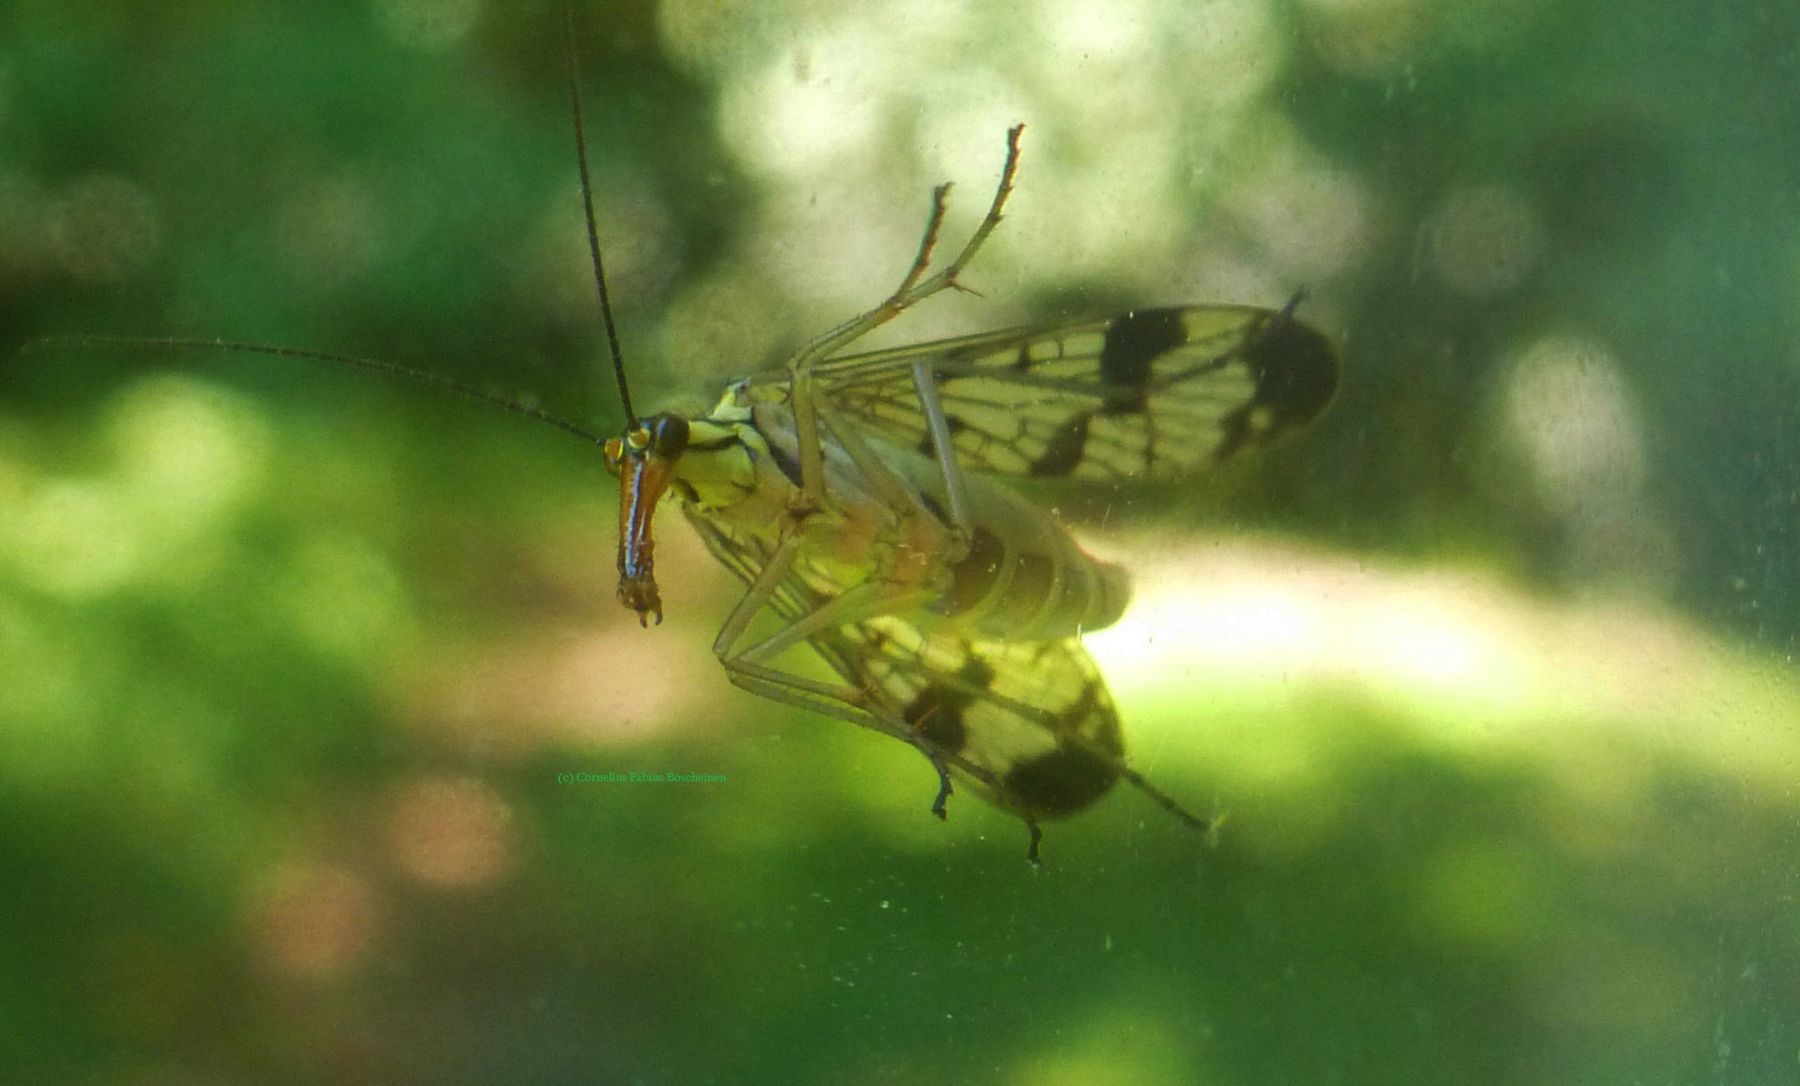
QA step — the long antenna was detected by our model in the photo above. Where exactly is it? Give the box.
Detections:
[20,335,609,445]
[561,0,635,426]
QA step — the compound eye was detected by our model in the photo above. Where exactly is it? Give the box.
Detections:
[648,415,690,458]
[602,436,624,474]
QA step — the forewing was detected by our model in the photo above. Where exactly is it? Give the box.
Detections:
[808,303,1338,482]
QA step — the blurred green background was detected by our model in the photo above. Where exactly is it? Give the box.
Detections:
[4,0,1799,1082]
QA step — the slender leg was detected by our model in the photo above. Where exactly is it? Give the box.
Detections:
[709,540,1003,809]
[717,653,1001,810]
[910,357,973,532]
[735,581,925,669]
[710,533,805,663]
[788,126,1025,509]
[791,126,1025,374]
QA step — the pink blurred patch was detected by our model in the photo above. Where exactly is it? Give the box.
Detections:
[249,863,379,979]
[385,774,516,889]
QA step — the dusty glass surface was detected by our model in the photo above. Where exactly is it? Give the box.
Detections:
[3,0,1797,1082]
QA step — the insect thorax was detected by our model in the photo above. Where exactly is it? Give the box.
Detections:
[669,387,1131,646]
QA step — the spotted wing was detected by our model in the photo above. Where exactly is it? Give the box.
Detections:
[810,616,1128,822]
[805,303,1337,482]
[681,508,1128,821]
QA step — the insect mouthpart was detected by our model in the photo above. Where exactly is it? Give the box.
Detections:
[609,414,690,626]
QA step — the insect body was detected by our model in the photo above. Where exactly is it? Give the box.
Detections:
[31,17,1337,864]
[599,127,1337,861]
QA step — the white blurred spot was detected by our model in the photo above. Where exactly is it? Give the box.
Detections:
[372,0,483,50]
[747,177,940,320]
[1167,0,1287,107]
[1501,335,1646,512]
[1084,537,1533,718]
[1177,242,1287,310]
[1351,591,1504,691]
[1079,534,1799,792]
[669,0,1310,325]
[1496,335,1676,590]
[912,75,1037,185]
[653,263,787,382]
[1424,183,1544,295]
[998,123,1190,294]
[658,0,844,77]
[656,0,740,75]
[1145,583,1324,667]
[1039,0,1158,66]
[720,29,889,180]
[1225,142,1375,281]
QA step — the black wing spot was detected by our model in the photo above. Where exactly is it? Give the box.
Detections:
[1099,308,1188,415]
[1217,311,1339,461]
[904,683,969,753]
[957,657,996,689]
[901,654,998,756]
[1028,412,1092,476]
[1003,746,1119,818]
[1245,312,1338,426]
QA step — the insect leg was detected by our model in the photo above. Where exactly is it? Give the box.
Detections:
[706,535,903,730]
[725,652,963,819]
[909,357,972,532]
[706,535,993,815]
[721,650,987,820]
[784,126,1025,510]
[790,125,1024,374]
[719,651,964,820]
[714,579,958,782]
